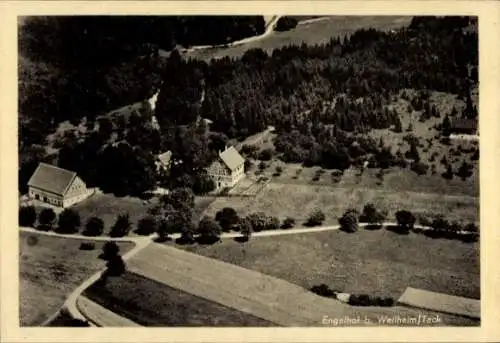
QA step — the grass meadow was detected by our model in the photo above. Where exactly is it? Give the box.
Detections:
[184,16,413,61]
[182,228,480,300]
[19,231,134,326]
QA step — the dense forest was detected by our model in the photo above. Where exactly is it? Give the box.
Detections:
[19,16,265,148]
[19,16,478,196]
[156,16,477,170]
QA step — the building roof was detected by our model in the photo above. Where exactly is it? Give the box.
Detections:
[157,151,172,165]
[27,163,77,196]
[451,118,477,131]
[219,146,245,171]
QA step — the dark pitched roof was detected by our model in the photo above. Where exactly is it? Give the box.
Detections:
[27,163,77,196]
[451,118,477,131]
[219,146,245,171]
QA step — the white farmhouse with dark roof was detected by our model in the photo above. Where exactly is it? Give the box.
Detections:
[27,163,93,208]
[206,146,245,189]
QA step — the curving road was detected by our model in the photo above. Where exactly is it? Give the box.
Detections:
[20,222,477,327]
[176,15,281,54]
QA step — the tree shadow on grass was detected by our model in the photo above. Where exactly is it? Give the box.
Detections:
[153,236,172,243]
[385,225,410,235]
[174,237,196,246]
[234,236,249,243]
[363,224,382,230]
[196,236,221,245]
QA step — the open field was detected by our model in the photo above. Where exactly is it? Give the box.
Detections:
[127,243,477,326]
[83,271,274,326]
[71,192,158,235]
[184,16,413,61]
[204,182,478,225]
[398,287,480,319]
[19,231,134,326]
[249,161,478,198]
[181,228,480,301]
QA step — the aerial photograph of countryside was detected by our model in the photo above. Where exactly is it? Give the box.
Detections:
[18,14,479,327]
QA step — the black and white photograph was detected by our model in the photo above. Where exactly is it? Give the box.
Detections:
[4,1,499,340]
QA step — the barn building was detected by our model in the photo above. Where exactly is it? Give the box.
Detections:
[450,118,478,135]
[206,146,245,189]
[27,163,93,208]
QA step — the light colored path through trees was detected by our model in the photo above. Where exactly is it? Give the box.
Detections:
[178,15,281,53]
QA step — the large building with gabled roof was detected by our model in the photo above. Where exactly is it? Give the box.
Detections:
[206,146,245,189]
[27,163,94,208]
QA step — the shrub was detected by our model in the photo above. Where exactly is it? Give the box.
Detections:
[265,216,280,231]
[136,216,157,236]
[258,161,267,171]
[456,161,473,180]
[105,255,126,276]
[360,203,387,225]
[275,16,299,32]
[215,207,239,231]
[109,213,131,237]
[258,148,274,161]
[339,208,360,233]
[79,242,95,250]
[56,209,81,234]
[177,223,197,245]
[19,205,37,227]
[379,297,395,307]
[394,210,416,233]
[246,212,268,232]
[442,164,454,179]
[238,218,253,242]
[83,217,104,236]
[101,241,120,260]
[410,161,429,175]
[417,213,434,227]
[38,208,56,229]
[464,222,478,233]
[431,215,450,232]
[241,144,259,157]
[281,217,296,229]
[244,159,253,172]
[192,173,216,195]
[197,216,222,244]
[348,294,371,306]
[471,149,479,161]
[305,209,326,227]
[311,284,335,297]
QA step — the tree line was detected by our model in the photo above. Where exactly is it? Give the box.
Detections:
[20,198,478,244]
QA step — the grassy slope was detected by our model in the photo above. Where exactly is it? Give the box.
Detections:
[182,229,479,300]
[71,193,158,236]
[184,16,413,61]
[204,182,478,225]
[83,271,274,326]
[19,231,134,326]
